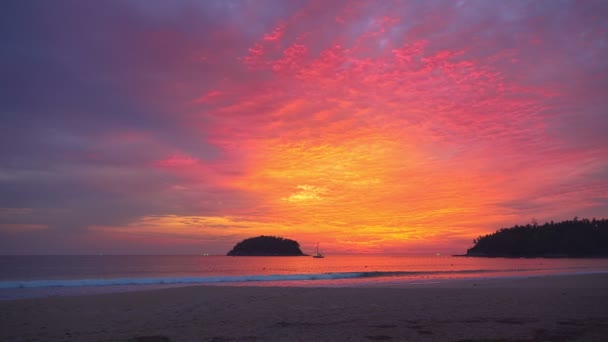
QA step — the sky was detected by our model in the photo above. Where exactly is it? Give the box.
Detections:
[1,0,607,255]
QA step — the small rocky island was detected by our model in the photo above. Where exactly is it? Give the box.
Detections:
[227,235,306,256]
[465,218,608,257]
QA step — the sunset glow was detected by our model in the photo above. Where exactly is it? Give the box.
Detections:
[1,1,607,254]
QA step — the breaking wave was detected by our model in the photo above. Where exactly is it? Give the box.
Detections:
[0,269,506,289]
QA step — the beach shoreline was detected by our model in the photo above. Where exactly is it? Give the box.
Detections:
[2,273,608,341]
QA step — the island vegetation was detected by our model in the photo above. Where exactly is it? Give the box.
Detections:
[465,218,608,257]
[227,235,306,256]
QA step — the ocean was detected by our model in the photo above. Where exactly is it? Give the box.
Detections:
[1,255,608,300]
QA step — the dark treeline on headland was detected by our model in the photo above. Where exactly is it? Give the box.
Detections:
[465,218,608,257]
[227,235,306,256]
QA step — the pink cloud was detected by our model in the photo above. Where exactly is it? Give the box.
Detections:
[3,0,607,254]
[263,21,287,41]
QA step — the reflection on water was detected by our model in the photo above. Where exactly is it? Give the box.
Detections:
[1,255,607,300]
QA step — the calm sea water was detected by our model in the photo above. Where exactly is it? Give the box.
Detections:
[1,255,607,300]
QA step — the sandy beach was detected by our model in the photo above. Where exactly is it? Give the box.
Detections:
[1,273,607,341]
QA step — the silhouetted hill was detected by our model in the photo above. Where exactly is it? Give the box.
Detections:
[227,235,306,256]
[465,218,608,257]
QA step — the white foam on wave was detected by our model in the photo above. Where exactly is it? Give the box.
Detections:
[0,272,368,289]
[0,269,509,289]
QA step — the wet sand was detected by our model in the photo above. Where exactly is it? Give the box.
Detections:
[1,273,607,341]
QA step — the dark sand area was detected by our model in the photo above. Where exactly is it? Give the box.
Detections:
[1,273,608,341]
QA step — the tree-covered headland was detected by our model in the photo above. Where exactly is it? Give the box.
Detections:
[465,218,608,257]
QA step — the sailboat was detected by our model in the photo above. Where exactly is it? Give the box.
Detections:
[312,243,324,258]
